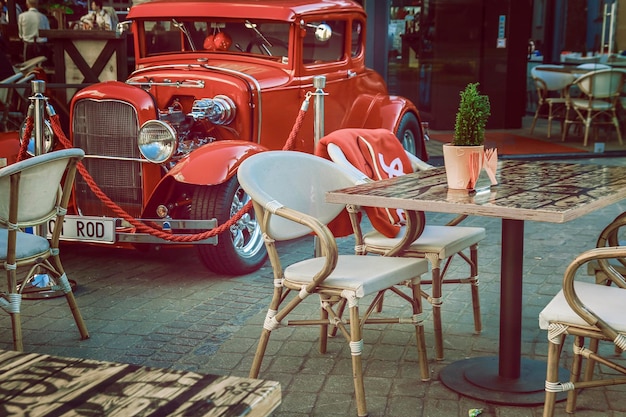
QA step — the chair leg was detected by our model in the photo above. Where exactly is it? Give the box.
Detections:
[543,337,565,417]
[582,115,592,147]
[583,337,599,383]
[561,108,570,142]
[612,114,623,145]
[11,322,22,351]
[328,298,346,338]
[530,109,540,135]
[469,244,482,335]
[57,273,89,340]
[547,103,554,138]
[6,269,23,351]
[410,277,430,381]
[430,263,444,361]
[375,293,384,313]
[319,302,329,354]
[348,302,368,417]
[566,336,585,413]
[249,292,281,379]
[250,327,272,379]
[38,257,90,341]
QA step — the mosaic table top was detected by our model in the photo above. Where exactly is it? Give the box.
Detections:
[326,160,626,223]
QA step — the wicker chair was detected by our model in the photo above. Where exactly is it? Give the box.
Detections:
[0,149,89,351]
[586,212,626,361]
[588,212,626,285]
[529,65,577,139]
[539,224,626,416]
[561,68,624,147]
[316,128,485,360]
[238,150,431,417]
[0,56,46,132]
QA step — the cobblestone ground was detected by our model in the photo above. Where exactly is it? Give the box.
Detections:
[3,201,626,416]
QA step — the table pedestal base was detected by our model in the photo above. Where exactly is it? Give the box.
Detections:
[440,356,569,406]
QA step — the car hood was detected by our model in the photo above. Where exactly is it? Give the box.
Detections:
[131,59,291,90]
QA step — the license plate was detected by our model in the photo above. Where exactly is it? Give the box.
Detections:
[48,215,116,244]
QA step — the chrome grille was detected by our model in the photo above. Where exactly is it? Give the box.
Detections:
[73,99,143,217]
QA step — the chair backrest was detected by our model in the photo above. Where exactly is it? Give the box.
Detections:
[575,69,624,99]
[577,63,611,71]
[104,7,119,29]
[0,149,85,228]
[314,128,418,238]
[14,56,47,75]
[531,65,576,91]
[563,54,600,64]
[237,150,361,241]
[0,72,22,105]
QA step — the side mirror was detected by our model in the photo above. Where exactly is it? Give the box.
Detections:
[314,23,332,42]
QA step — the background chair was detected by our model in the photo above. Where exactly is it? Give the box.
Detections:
[0,56,46,132]
[561,68,624,147]
[539,238,626,417]
[238,150,431,417]
[316,128,486,360]
[530,65,577,138]
[0,148,89,351]
[576,63,611,71]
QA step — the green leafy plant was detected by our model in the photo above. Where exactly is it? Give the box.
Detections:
[452,82,491,146]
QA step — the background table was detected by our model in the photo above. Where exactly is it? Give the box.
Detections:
[0,348,280,416]
[327,160,626,405]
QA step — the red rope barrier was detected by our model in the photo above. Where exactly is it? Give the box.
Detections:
[283,103,308,151]
[17,117,33,162]
[47,114,247,242]
[21,96,309,243]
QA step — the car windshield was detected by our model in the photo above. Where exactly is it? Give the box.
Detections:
[141,19,291,60]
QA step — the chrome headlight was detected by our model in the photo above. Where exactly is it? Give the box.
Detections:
[138,120,177,163]
[19,119,54,156]
[190,95,236,125]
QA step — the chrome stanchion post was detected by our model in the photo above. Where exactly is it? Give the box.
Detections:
[312,75,326,148]
[24,79,61,297]
[312,75,327,257]
[31,79,47,156]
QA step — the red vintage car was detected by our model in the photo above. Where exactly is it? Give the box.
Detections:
[9,0,428,275]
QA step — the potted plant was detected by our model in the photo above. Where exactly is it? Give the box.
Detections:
[443,82,491,190]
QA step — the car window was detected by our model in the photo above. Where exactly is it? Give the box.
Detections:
[303,20,346,65]
[351,20,363,58]
[141,19,290,61]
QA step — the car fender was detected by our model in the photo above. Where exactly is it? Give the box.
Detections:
[0,131,21,165]
[165,140,268,186]
[141,141,268,218]
[342,94,426,155]
[343,94,417,131]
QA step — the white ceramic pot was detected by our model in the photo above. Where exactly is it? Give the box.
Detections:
[442,143,484,190]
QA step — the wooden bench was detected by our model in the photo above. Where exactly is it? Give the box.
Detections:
[0,349,280,416]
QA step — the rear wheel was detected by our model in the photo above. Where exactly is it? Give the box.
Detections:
[396,112,426,160]
[192,177,267,275]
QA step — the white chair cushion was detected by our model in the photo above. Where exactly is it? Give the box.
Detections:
[364,225,486,260]
[0,229,50,262]
[539,281,626,332]
[285,255,429,298]
[570,98,614,111]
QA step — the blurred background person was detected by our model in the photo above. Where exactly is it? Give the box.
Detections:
[79,0,112,30]
[18,0,49,61]
[1,0,23,24]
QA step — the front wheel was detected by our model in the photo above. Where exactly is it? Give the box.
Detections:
[396,112,426,160]
[192,177,267,275]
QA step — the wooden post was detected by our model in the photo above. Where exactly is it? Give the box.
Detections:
[39,29,128,105]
